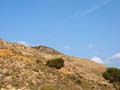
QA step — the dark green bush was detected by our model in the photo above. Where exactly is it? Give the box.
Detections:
[46,57,64,69]
[103,68,120,83]
[75,79,81,85]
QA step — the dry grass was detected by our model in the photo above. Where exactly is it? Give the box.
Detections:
[58,68,72,75]
[0,49,33,63]
[0,40,116,90]
[0,49,13,56]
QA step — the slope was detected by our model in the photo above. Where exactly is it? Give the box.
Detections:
[0,39,116,90]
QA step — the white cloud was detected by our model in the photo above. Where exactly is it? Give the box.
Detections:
[106,53,120,63]
[104,53,120,68]
[17,41,29,46]
[91,56,104,64]
[111,53,120,59]
[89,53,120,67]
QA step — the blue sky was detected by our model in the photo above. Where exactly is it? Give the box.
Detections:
[0,0,120,67]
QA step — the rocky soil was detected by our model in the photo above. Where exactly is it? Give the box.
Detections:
[0,39,116,90]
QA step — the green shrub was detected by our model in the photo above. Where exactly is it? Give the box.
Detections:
[46,57,64,69]
[103,68,120,83]
[75,79,81,85]
[66,74,81,85]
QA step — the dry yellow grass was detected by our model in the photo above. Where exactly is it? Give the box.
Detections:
[0,49,13,56]
[58,68,72,75]
[12,55,33,63]
[0,39,116,90]
[0,49,33,63]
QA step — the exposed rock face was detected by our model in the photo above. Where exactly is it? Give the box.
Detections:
[32,46,62,55]
[0,39,116,90]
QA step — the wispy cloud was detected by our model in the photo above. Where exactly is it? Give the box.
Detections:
[106,53,120,63]
[65,0,112,21]
[88,43,95,49]
[111,53,120,59]
[104,53,120,68]
[63,46,71,50]
[80,0,112,16]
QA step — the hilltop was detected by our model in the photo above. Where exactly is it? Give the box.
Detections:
[0,39,116,90]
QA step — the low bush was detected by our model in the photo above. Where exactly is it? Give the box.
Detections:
[103,67,120,83]
[75,79,81,85]
[46,57,64,69]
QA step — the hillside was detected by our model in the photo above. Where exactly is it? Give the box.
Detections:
[0,39,116,90]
